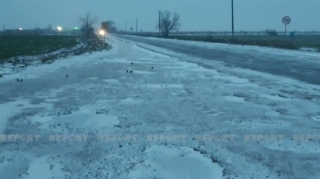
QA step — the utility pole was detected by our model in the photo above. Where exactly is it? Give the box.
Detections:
[231,0,234,38]
[3,24,5,31]
[125,21,127,34]
[284,25,287,38]
[159,11,161,33]
[136,18,138,33]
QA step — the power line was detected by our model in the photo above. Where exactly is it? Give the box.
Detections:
[231,0,234,38]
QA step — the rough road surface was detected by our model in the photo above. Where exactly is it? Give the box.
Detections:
[1,36,320,179]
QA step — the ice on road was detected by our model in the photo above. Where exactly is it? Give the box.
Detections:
[1,36,320,179]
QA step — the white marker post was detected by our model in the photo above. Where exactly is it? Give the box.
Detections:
[282,16,291,37]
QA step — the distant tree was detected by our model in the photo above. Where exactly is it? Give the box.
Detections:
[265,29,277,36]
[79,12,97,39]
[47,24,52,31]
[33,27,44,35]
[157,11,180,37]
[45,24,53,33]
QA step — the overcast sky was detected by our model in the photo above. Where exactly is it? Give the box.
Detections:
[1,0,319,32]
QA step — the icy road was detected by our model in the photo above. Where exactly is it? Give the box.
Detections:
[1,36,320,179]
[118,35,320,85]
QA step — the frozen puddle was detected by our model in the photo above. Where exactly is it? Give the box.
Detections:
[129,145,223,179]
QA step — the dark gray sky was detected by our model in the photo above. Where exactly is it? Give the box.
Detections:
[1,0,319,32]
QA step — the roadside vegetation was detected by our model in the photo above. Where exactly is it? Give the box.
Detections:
[0,35,110,65]
[0,35,78,62]
[167,35,320,51]
[0,13,110,66]
[134,33,320,52]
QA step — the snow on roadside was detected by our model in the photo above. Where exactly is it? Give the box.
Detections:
[299,47,319,52]
[142,36,320,59]
[129,145,223,179]
[21,155,68,179]
[1,36,320,179]
[0,99,53,133]
[0,46,117,82]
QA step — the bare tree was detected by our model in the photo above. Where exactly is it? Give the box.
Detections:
[79,12,97,39]
[47,24,52,31]
[157,11,180,37]
[265,29,278,36]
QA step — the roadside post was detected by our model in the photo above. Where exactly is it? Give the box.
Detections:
[282,16,291,38]
[231,0,234,39]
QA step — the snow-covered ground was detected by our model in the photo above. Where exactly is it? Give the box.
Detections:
[1,36,320,179]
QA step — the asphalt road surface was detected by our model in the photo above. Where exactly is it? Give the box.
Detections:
[117,35,320,85]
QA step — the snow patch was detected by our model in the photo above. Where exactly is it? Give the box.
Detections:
[133,70,154,75]
[299,47,319,52]
[83,114,119,128]
[102,58,129,63]
[129,145,223,179]
[30,115,52,124]
[144,84,183,89]
[102,79,119,83]
[0,99,53,133]
[121,97,142,104]
[87,77,99,80]
[22,155,68,179]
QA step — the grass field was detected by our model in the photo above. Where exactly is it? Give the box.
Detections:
[167,35,320,51]
[0,35,78,62]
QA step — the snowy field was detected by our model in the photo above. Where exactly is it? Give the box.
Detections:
[143,36,320,60]
[1,36,320,179]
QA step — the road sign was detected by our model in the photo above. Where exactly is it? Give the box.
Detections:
[282,16,291,25]
[282,16,291,38]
